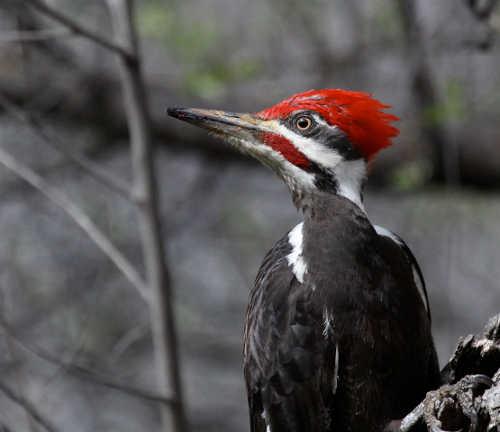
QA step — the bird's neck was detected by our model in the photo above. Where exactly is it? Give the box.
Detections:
[287,191,372,285]
[291,159,367,214]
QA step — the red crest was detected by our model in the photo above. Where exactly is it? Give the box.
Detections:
[257,89,399,160]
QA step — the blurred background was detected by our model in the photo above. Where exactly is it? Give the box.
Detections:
[0,0,499,431]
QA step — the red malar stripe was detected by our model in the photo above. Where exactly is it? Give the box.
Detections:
[260,132,310,168]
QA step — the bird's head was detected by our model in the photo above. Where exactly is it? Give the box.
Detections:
[168,89,398,210]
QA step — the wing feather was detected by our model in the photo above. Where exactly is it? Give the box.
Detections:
[244,233,338,432]
[374,225,430,320]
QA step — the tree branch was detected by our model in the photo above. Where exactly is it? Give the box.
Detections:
[106,1,187,431]
[0,319,175,407]
[0,146,149,301]
[400,313,500,431]
[18,0,135,60]
[0,381,60,432]
[0,28,73,43]
[0,92,132,199]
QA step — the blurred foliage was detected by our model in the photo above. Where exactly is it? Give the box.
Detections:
[424,79,467,126]
[183,60,261,99]
[391,160,433,190]
[370,0,403,44]
[138,2,216,60]
[137,0,261,98]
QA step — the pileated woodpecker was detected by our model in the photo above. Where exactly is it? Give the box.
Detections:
[168,89,440,432]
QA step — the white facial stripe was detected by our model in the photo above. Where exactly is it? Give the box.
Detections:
[273,122,343,169]
[267,120,366,211]
[224,134,316,194]
[287,222,307,283]
[224,119,366,210]
[311,113,332,128]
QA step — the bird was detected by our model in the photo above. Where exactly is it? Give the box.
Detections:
[167,89,440,432]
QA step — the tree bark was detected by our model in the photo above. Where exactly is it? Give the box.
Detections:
[401,314,500,431]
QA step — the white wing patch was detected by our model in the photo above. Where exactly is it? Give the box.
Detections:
[322,308,339,394]
[262,410,271,432]
[374,225,402,245]
[332,345,340,395]
[287,222,308,283]
[374,225,429,314]
[322,307,335,338]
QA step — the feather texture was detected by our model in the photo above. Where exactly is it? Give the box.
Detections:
[257,89,399,160]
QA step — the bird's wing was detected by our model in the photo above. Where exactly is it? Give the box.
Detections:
[244,234,338,432]
[373,225,430,320]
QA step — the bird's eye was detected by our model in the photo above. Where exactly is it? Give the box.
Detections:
[295,115,313,132]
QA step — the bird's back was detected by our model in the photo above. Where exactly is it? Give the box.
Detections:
[243,196,440,432]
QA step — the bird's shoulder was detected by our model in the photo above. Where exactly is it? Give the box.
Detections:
[373,224,430,320]
[246,225,328,375]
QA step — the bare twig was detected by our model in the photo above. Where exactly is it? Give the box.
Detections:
[0,93,132,199]
[0,381,59,432]
[19,0,135,60]
[5,3,78,66]
[0,146,149,301]
[0,286,38,432]
[106,1,187,431]
[0,27,73,43]
[109,323,149,362]
[0,320,174,406]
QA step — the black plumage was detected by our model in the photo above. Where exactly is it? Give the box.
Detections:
[167,91,440,432]
[244,194,440,432]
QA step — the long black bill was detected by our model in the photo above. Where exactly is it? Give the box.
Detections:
[167,107,263,137]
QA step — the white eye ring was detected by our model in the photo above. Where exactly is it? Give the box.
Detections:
[295,116,313,131]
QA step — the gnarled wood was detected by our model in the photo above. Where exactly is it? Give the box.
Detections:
[401,314,500,432]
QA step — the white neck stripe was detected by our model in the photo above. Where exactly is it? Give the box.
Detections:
[332,159,366,212]
[286,222,307,283]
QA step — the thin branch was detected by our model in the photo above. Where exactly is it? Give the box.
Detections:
[0,381,60,432]
[106,1,187,431]
[0,146,149,302]
[109,323,149,362]
[0,320,174,406]
[53,361,175,406]
[0,286,39,432]
[19,0,135,60]
[0,28,73,43]
[0,93,132,199]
